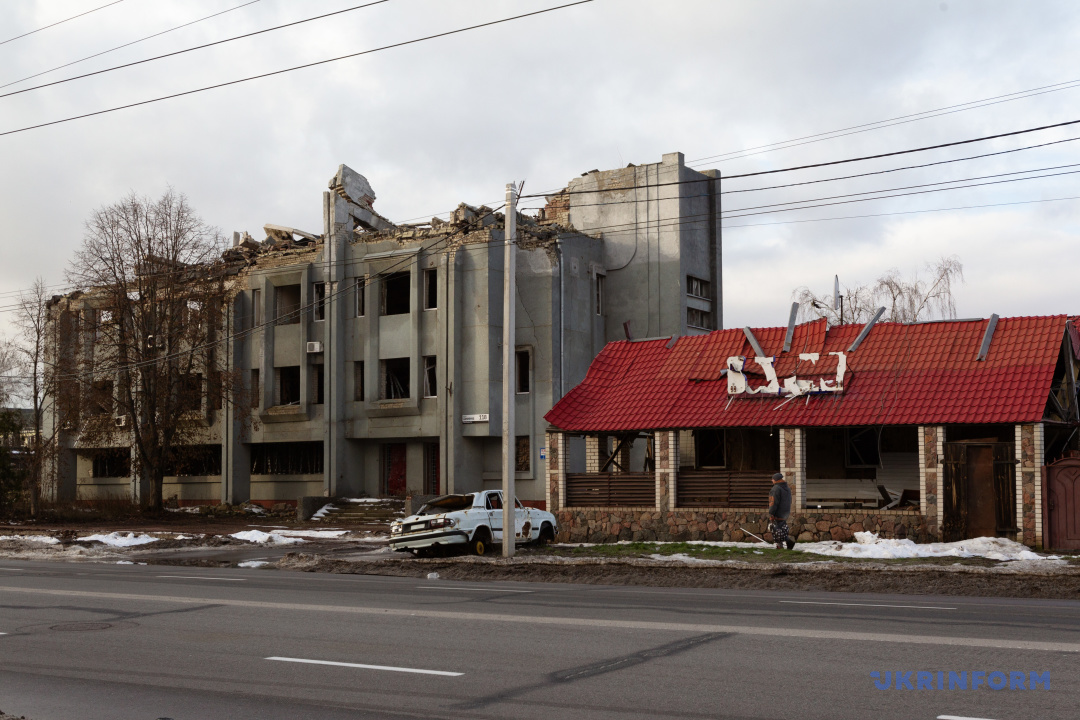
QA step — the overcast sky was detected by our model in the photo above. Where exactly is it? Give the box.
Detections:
[1,0,1078,337]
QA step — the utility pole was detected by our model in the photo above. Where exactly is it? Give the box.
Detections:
[501,182,518,558]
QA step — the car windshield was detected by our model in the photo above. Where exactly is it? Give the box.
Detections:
[418,494,474,515]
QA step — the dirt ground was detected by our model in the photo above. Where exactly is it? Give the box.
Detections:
[273,552,1080,600]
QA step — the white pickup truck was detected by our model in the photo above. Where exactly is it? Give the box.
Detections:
[389,490,558,556]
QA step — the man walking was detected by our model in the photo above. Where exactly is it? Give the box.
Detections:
[768,472,796,550]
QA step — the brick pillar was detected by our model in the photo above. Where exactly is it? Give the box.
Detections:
[545,432,565,512]
[919,425,944,539]
[1016,423,1044,547]
[779,428,805,509]
[585,435,606,473]
[655,431,676,511]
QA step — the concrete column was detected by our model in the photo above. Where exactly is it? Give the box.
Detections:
[779,428,805,509]
[918,425,944,539]
[324,190,349,497]
[545,431,565,512]
[655,430,677,512]
[1016,423,1044,547]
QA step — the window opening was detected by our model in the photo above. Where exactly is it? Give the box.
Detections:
[165,445,222,476]
[694,429,726,468]
[250,369,260,409]
[846,427,881,467]
[276,366,301,405]
[424,442,440,495]
[381,272,410,315]
[423,356,437,398]
[381,358,410,399]
[275,284,301,325]
[312,365,324,405]
[92,448,130,478]
[687,307,711,330]
[687,275,710,299]
[178,373,203,413]
[354,361,365,401]
[251,441,323,474]
[595,274,605,315]
[252,288,263,327]
[90,379,113,416]
[313,282,326,321]
[515,349,530,394]
[516,435,530,472]
[355,276,366,317]
[423,268,437,310]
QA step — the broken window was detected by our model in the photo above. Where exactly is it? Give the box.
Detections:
[252,289,263,327]
[165,445,222,476]
[90,379,113,416]
[846,427,881,467]
[91,448,130,478]
[381,272,410,316]
[595,274,605,315]
[178,373,202,414]
[687,275,710,299]
[423,268,437,310]
[687,307,711,330]
[275,284,301,325]
[423,356,437,398]
[250,369,260,409]
[516,435,530,472]
[355,276,366,317]
[275,366,301,406]
[313,282,326,321]
[354,361,365,401]
[486,492,503,510]
[694,428,726,468]
[381,358,410,399]
[208,369,222,411]
[312,364,324,405]
[516,349,530,394]
[250,441,324,475]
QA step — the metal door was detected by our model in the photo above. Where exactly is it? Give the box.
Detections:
[942,443,967,542]
[383,443,407,497]
[1047,457,1080,550]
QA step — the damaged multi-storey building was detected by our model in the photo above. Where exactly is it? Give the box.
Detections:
[46,152,723,507]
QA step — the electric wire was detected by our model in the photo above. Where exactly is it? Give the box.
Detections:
[0,0,594,137]
[0,0,263,91]
[0,0,392,100]
[0,0,127,46]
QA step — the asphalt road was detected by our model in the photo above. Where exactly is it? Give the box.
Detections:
[0,559,1077,720]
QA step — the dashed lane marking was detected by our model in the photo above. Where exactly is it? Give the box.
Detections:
[416,586,533,593]
[266,656,462,677]
[157,576,246,581]
[938,715,1000,720]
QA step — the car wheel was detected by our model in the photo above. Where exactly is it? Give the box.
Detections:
[537,522,555,546]
[471,528,491,556]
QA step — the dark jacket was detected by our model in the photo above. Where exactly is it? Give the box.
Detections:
[769,481,792,521]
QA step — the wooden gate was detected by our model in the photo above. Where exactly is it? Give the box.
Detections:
[1047,457,1080,550]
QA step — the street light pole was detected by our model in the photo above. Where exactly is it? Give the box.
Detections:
[501,182,518,558]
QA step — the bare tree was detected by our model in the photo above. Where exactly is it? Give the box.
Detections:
[65,189,230,511]
[11,277,59,515]
[0,338,17,407]
[794,256,964,326]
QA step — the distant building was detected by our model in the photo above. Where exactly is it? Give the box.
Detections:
[46,153,722,506]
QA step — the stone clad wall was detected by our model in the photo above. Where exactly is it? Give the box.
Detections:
[555,507,928,544]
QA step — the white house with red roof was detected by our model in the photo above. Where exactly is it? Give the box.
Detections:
[543,314,1080,549]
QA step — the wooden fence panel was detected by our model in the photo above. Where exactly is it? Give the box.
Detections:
[676,470,772,508]
[565,472,655,508]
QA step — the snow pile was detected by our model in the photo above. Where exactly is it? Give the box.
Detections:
[229,530,306,545]
[273,529,349,539]
[345,498,387,503]
[238,560,269,568]
[310,503,336,520]
[0,535,60,545]
[796,532,1062,562]
[79,532,159,547]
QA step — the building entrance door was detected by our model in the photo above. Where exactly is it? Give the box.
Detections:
[383,443,407,497]
[1047,457,1080,550]
[943,441,1017,541]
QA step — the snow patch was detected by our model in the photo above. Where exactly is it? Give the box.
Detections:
[238,560,269,568]
[310,503,336,520]
[0,535,60,545]
[79,533,159,548]
[796,532,1063,562]
[229,530,305,545]
[273,529,349,539]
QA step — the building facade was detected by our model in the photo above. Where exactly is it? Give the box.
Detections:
[47,153,723,506]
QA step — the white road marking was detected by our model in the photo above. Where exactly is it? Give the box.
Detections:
[1,586,1075,652]
[267,656,462,677]
[157,576,246,582]
[781,600,956,610]
[938,715,1000,720]
[416,586,533,593]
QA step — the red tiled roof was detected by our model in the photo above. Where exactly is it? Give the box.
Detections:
[545,315,1075,431]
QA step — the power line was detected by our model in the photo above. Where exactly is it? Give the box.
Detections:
[0,0,594,138]
[0,0,391,100]
[687,77,1080,166]
[0,0,263,91]
[519,117,1080,200]
[0,0,127,46]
